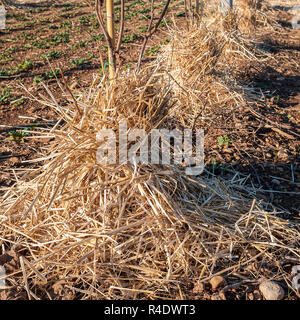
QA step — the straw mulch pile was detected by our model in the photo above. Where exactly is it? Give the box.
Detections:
[162,11,269,136]
[203,0,277,33]
[0,11,299,300]
[237,0,265,31]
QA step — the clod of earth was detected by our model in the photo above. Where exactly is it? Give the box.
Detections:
[259,280,285,300]
[209,276,227,291]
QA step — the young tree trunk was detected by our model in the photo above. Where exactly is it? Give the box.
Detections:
[106,0,115,80]
[95,0,116,81]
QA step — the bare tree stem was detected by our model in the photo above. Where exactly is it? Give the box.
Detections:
[95,0,116,79]
[136,0,171,72]
[116,0,125,53]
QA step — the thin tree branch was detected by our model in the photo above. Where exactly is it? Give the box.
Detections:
[136,0,171,72]
[95,0,113,51]
[136,0,155,72]
[195,0,200,15]
[116,0,125,53]
[58,66,82,117]
[151,0,171,34]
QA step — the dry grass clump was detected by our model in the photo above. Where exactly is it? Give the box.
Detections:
[0,11,299,300]
[237,0,277,32]
[239,0,263,28]
[161,16,261,131]
[0,65,299,299]
[200,0,275,33]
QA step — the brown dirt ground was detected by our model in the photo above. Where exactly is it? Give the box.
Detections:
[0,0,187,186]
[0,0,299,300]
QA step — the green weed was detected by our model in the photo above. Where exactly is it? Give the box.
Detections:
[0,88,11,105]
[41,50,61,61]
[71,58,90,66]
[217,135,232,146]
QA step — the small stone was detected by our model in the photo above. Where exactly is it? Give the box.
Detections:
[209,276,226,291]
[259,280,285,300]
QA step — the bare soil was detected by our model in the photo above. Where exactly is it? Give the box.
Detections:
[0,0,299,300]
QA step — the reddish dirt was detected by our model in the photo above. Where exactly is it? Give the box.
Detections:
[0,0,299,300]
[0,0,187,189]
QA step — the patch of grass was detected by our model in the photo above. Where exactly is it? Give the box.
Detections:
[48,24,59,30]
[91,22,100,29]
[161,38,171,45]
[31,40,51,49]
[60,21,73,29]
[159,19,170,27]
[0,53,12,64]
[146,45,161,56]
[22,21,35,28]
[17,59,33,72]
[11,98,25,108]
[41,50,61,61]
[138,8,151,14]
[122,33,138,43]
[70,41,89,50]
[34,70,61,83]
[76,3,89,7]
[33,76,42,84]
[125,12,138,20]
[0,88,12,105]
[138,26,148,33]
[6,47,18,54]
[0,70,10,76]
[43,69,61,80]
[21,32,36,41]
[123,63,132,70]
[8,130,29,142]
[87,52,95,59]
[78,16,91,25]
[62,5,75,12]
[175,11,185,17]
[0,87,23,107]
[28,7,47,14]
[51,33,71,45]
[38,18,51,24]
[217,135,232,146]
[59,13,73,19]
[71,58,90,67]
[208,159,227,175]
[13,13,27,22]
[90,34,105,42]
[139,14,151,21]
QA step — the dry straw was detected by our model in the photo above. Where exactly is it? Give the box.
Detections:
[161,9,269,133]
[0,6,299,300]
